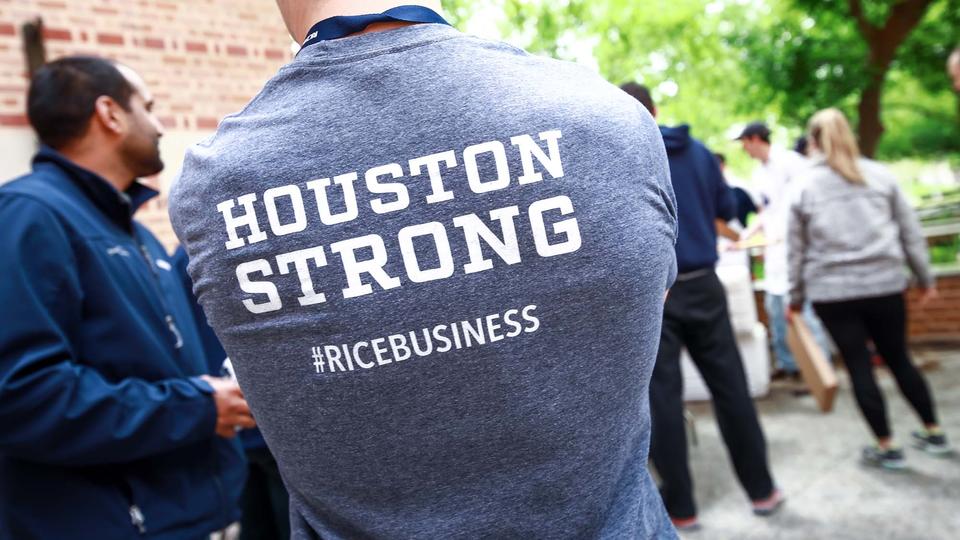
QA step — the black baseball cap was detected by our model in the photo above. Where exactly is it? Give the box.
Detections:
[734,121,771,140]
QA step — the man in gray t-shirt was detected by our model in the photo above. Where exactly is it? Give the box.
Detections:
[170,2,678,538]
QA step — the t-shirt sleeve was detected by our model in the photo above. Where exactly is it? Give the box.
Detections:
[635,105,678,288]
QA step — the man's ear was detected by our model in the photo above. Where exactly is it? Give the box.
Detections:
[93,95,126,136]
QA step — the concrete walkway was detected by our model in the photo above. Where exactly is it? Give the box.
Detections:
[678,347,960,540]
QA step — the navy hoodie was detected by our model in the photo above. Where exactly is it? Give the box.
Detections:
[659,125,736,273]
[0,148,245,539]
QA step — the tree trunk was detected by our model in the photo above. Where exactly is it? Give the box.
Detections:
[847,0,934,157]
[858,73,885,158]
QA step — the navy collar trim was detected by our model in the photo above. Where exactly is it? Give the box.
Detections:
[299,5,450,52]
[32,146,159,231]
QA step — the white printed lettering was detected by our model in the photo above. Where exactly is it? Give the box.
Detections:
[510,130,564,185]
[409,151,457,204]
[218,194,267,249]
[330,235,402,299]
[464,140,511,194]
[486,313,504,342]
[365,163,410,214]
[529,196,582,257]
[522,305,540,333]
[236,259,282,314]
[276,246,328,306]
[353,342,374,369]
[389,334,412,362]
[263,185,308,236]
[398,222,455,283]
[453,206,521,274]
[306,173,360,225]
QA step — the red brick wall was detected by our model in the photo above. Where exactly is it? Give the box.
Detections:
[907,273,960,342]
[0,0,293,247]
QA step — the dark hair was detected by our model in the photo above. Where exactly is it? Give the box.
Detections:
[735,121,771,144]
[27,56,134,148]
[793,135,809,156]
[619,82,655,115]
[714,152,726,165]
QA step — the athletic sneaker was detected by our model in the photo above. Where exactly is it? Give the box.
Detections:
[751,488,785,516]
[670,516,701,532]
[861,446,906,470]
[912,431,953,455]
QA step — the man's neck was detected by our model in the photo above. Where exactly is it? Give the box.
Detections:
[59,144,134,193]
[293,0,444,43]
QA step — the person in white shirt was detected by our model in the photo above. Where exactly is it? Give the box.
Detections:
[737,122,830,379]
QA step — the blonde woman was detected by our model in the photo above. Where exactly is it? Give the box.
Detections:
[787,108,950,469]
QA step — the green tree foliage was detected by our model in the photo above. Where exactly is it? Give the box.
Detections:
[734,0,960,158]
[446,0,960,161]
[499,0,768,157]
[440,0,476,26]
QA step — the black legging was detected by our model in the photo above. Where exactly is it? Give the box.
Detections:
[813,293,937,439]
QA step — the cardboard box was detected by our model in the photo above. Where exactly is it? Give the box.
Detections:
[787,316,838,412]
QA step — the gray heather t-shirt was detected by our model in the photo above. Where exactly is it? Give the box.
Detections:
[170,23,678,540]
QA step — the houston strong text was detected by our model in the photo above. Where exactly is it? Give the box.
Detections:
[215,130,583,314]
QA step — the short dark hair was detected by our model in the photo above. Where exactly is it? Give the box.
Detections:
[714,152,726,165]
[735,121,771,144]
[793,136,809,156]
[619,82,655,115]
[27,56,134,148]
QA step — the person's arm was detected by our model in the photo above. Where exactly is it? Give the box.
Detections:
[787,189,807,311]
[0,196,226,466]
[716,219,740,242]
[736,219,765,247]
[890,183,935,292]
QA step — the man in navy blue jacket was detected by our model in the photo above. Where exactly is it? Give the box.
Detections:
[0,56,253,539]
[621,84,782,531]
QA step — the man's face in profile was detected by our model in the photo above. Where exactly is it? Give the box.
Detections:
[740,136,765,161]
[115,65,165,178]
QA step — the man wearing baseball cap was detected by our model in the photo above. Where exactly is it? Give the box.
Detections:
[737,121,830,382]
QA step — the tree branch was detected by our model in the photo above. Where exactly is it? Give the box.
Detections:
[881,0,933,47]
[864,0,934,69]
[846,0,875,40]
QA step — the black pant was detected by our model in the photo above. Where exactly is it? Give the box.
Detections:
[650,271,775,519]
[240,447,291,540]
[813,293,937,440]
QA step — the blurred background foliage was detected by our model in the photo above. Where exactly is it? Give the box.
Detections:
[441,0,960,178]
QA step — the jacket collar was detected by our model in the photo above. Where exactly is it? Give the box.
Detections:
[32,145,159,232]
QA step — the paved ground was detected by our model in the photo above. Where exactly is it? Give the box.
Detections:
[678,346,960,540]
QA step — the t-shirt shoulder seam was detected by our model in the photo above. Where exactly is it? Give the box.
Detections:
[284,32,467,69]
[196,33,472,145]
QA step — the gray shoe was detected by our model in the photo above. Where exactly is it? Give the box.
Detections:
[912,431,953,456]
[751,488,785,517]
[862,446,906,470]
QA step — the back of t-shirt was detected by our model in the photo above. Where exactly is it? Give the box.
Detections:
[170,24,677,540]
